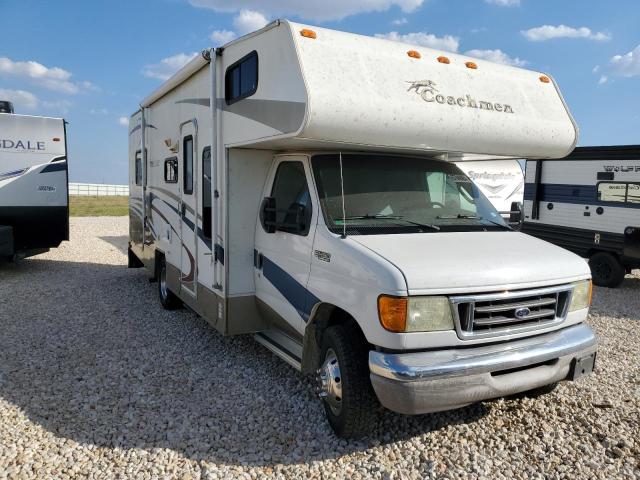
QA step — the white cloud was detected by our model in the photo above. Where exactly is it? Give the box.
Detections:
[485,0,520,5]
[598,75,608,85]
[210,29,236,45]
[188,0,424,22]
[522,25,610,42]
[0,88,39,110]
[0,57,94,94]
[233,9,269,34]
[464,49,527,67]
[118,116,129,127]
[142,52,199,81]
[609,44,640,78]
[375,31,460,52]
[392,18,408,26]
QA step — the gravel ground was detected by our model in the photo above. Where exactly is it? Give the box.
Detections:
[0,216,638,479]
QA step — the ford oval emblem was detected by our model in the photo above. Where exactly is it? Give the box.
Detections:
[515,307,531,319]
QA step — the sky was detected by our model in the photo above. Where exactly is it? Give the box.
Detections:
[0,0,638,184]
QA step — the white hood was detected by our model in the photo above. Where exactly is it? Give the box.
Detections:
[352,232,591,294]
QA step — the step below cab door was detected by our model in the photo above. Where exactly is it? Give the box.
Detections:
[254,156,317,336]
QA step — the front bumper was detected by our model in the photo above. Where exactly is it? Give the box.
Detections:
[369,323,597,415]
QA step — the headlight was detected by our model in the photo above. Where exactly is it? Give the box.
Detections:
[378,295,454,332]
[569,280,592,312]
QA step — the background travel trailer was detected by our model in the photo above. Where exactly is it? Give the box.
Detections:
[456,160,524,216]
[522,145,640,287]
[0,102,69,259]
[128,20,594,437]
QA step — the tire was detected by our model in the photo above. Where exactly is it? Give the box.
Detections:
[158,256,181,310]
[589,252,625,288]
[318,323,379,438]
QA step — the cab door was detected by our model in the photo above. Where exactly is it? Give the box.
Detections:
[254,156,317,336]
[179,121,198,298]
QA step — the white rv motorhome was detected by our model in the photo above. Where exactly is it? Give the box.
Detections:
[522,145,640,287]
[128,21,597,438]
[0,102,69,260]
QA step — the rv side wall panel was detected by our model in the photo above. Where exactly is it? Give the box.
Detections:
[227,148,273,296]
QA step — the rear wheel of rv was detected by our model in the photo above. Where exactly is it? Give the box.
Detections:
[158,256,181,310]
[589,252,625,288]
[318,323,379,438]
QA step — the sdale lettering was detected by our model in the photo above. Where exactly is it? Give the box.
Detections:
[1,139,46,150]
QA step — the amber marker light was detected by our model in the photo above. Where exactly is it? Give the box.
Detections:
[465,61,478,69]
[378,295,408,332]
[540,75,551,83]
[52,137,60,142]
[300,29,317,39]
[407,50,421,59]
[437,56,451,64]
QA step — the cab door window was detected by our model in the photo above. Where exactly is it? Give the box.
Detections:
[271,161,312,236]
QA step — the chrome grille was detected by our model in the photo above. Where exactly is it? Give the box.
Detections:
[450,285,574,340]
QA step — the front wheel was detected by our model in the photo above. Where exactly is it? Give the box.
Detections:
[318,323,379,438]
[158,256,181,310]
[589,252,625,288]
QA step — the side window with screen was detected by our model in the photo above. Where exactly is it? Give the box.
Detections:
[202,147,212,239]
[134,150,142,186]
[183,136,193,194]
[225,51,258,105]
[271,161,312,236]
[164,157,178,183]
[598,182,627,203]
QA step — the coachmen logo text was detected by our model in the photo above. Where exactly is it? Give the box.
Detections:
[407,80,514,114]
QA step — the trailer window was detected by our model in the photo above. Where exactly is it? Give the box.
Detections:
[597,182,640,204]
[135,150,142,186]
[183,136,193,195]
[225,51,258,105]
[270,161,312,236]
[202,146,212,239]
[164,157,178,183]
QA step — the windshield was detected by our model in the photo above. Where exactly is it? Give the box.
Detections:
[311,154,508,235]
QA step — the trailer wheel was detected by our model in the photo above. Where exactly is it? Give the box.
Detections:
[317,323,379,438]
[589,252,625,288]
[158,257,181,310]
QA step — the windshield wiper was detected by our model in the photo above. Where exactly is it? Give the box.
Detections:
[436,214,512,230]
[343,214,440,231]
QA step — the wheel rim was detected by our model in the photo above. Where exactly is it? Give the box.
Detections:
[159,265,168,300]
[318,348,343,415]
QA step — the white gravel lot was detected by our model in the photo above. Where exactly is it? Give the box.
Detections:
[0,216,638,479]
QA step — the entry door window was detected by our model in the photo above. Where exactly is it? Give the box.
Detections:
[271,162,312,236]
[183,136,194,194]
[202,146,212,238]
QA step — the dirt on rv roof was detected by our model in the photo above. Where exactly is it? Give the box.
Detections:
[0,216,638,479]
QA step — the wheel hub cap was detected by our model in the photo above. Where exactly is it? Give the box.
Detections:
[160,267,168,300]
[318,349,342,415]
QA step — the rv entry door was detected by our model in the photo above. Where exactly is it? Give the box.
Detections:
[179,121,198,298]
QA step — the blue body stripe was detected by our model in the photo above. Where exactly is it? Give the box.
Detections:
[262,256,320,322]
[524,183,640,209]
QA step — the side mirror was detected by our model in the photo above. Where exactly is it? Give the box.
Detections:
[509,201,523,225]
[260,197,277,233]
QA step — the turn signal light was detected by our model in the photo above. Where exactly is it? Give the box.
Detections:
[465,61,478,69]
[378,295,407,332]
[300,29,317,39]
[407,50,421,59]
[540,75,551,83]
[437,56,450,64]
